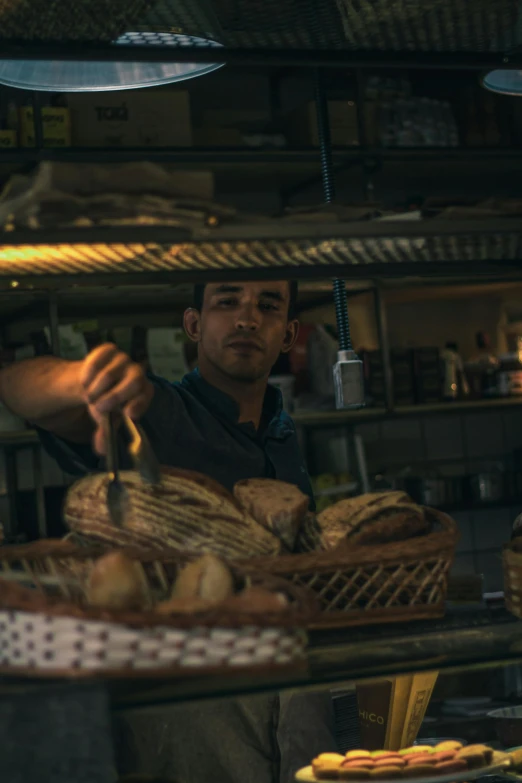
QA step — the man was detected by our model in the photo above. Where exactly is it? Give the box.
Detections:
[0,279,335,783]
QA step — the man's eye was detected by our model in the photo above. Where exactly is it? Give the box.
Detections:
[218,298,237,306]
[259,302,278,311]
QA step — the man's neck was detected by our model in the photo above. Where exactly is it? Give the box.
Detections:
[198,360,267,429]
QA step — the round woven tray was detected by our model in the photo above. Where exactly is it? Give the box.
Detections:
[235,508,459,629]
[0,541,313,677]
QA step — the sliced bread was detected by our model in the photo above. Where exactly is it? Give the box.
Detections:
[233,478,309,550]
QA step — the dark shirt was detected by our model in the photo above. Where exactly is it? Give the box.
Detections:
[38,369,315,507]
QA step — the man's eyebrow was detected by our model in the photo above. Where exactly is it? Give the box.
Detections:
[211,285,285,302]
[212,284,242,295]
[259,290,285,302]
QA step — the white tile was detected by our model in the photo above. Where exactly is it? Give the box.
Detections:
[15,449,33,491]
[380,419,424,461]
[475,550,504,593]
[0,451,6,496]
[464,412,505,458]
[422,416,464,460]
[471,508,512,551]
[451,553,476,575]
[502,409,522,452]
[451,512,474,552]
[41,451,66,487]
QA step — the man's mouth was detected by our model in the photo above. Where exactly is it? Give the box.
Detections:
[226,339,263,353]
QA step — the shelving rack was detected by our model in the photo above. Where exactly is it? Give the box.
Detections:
[1,0,522,734]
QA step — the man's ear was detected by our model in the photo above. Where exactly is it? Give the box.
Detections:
[281,319,299,354]
[183,308,202,343]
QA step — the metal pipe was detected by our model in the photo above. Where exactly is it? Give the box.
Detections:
[314,69,353,352]
[374,284,394,412]
[48,292,61,356]
[32,444,48,540]
[31,91,44,150]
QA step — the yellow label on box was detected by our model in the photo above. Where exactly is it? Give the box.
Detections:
[19,106,71,148]
[0,130,17,148]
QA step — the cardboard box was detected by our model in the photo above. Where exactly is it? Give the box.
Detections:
[357,672,438,751]
[19,106,71,148]
[286,100,359,147]
[67,89,192,148]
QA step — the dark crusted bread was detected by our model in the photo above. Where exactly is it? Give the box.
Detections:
[317,491,428,549]
[233,478,309,550]
[64,467,281,558]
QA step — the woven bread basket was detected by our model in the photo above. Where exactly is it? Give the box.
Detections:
[503,542,522,619]
[0,541,313,678]
[236,508,458,630]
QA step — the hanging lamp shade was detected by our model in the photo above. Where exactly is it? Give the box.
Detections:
[482,2,522,96]
[0,1,224,92]
[482,69,522,96]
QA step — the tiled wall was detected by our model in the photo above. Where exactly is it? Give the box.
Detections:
[310,405,522,593]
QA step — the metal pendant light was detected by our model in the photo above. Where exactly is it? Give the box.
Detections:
[482,69,522,96]
[482,3,522,96]
[0,1,224,92]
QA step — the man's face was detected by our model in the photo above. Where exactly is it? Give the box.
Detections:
[184,281,298,383]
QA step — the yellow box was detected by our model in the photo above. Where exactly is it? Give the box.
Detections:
[357,671,439,751]
[19,106,71,148]
[67,89,192,148]
[0,130,17,148]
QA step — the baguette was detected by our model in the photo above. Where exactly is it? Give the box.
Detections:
[233,478,309,550]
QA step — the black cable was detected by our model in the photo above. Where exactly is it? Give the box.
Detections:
[314,68,352,352]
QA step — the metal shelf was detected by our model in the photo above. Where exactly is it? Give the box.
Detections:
[293,395,522,427]
[0,606,517,709]
[0,0,520,66]
[0,147,521,167]
[0,220,521,289]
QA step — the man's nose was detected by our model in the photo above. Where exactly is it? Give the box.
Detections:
[235,301,259,330]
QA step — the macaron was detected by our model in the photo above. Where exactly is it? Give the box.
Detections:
[431,751,457,764]
[403,764,435,778]
[374,758,405,769]
[456,750,485,769]
[434,759,468,775]
[370,766,403,779]
[339,767,371,780]
[341,761,375,770]
[346,751,373,761]
[400,747,434,756]
[460,744,493,765]
[371,751,398,759]
[434,741,463,753]
[313,753,345,779]
[405,755,436,767]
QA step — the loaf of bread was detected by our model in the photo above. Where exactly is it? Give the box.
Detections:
[295,512,325,553]
[64,467,281,559]
[86,551,150,611]
[317,491,428,549]
[233,478,309,550]
[171,554,235,605]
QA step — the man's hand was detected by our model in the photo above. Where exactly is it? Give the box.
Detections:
[79,344,154,455]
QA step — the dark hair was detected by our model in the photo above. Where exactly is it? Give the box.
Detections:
[193,281,299,320]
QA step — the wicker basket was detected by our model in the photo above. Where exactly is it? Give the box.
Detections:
[236,508,458,630]
[0,541,312,678]
[503,543,522,619]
